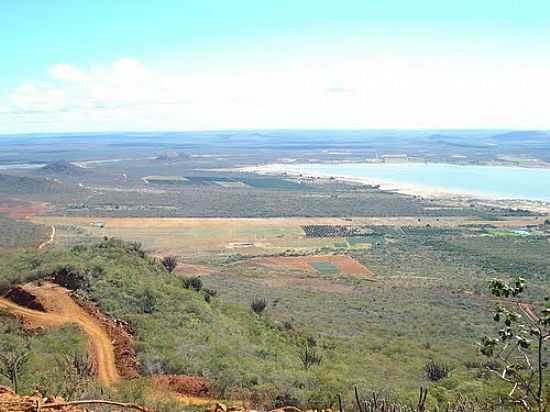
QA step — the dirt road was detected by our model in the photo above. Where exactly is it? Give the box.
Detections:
[37,225,55,249]
[0,282,120,387]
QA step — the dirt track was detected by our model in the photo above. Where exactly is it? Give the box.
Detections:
[37,225,55,249]
[0,282,120,387]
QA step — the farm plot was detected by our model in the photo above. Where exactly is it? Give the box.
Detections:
[247,255,376,280]
[142,176,188,184]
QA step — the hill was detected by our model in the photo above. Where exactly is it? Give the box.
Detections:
[489,130,550,143]
[35,160,88,176]
[0,238,513,409]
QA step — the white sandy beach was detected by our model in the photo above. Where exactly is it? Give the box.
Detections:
[241,163,550,214]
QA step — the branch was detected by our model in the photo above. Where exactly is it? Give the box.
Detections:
[517,346,532,369]
[40,399,152,412]
[487,367,514,384]
[508,382,518,398]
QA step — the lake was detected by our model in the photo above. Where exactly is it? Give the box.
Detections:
[272,162,550,201]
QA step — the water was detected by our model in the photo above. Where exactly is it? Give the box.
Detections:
[0,163,46,170]
[278,162,550,201]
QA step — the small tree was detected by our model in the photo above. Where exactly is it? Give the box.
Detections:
[251,298,267,315]
[299,340,322,370]
[56,352,94,400]
[479,277,549,412]
[161,256,178,273]
[0,342,31,394]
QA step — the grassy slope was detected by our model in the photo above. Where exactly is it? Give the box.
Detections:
[0,313,88,395]
[0,238,513,408]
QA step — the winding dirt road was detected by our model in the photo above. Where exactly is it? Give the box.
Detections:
[0,282,120,387]
[37,225,55,249]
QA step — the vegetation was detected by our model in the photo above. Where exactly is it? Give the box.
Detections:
[0,337,30,393]
[0,215,49,249]
[424,360,450,382]
[0,237,521,408]
[250,298,267,315]
[0,313,88,396]
[299,339,322,370]
[480,277,549,412]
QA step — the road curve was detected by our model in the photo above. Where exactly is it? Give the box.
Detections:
[0,282,120,387]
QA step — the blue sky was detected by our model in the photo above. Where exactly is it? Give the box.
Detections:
[2,0,550,133]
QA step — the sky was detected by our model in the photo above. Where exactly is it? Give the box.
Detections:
[1,0,550,133]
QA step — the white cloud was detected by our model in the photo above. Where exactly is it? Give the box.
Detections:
[49,64,87,82]
[1,56,550,133]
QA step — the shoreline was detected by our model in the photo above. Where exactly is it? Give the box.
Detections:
[240,163,550,214]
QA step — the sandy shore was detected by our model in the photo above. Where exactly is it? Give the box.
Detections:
[241,163,550,214]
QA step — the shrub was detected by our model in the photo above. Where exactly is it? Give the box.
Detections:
[203,288,217,303]
[424,359,450,381]
[251,298,267,315]
[141,288,156,314]
[161,256,178,273]
[299,341,322,370]
[188,277,203,291]
[53,266,89,291]
[180,276,203,291]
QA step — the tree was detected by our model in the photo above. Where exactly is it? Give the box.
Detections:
[479,277,550,412]
[161,256,178,273]
[0,341,31,394]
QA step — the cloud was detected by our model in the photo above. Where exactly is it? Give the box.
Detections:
[1,56,550,132]
[49,64,87,82]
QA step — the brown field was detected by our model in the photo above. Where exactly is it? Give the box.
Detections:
[249,255,376,280]
[29,215,545,258]
[30,216,352,256]
[0,199,50,219]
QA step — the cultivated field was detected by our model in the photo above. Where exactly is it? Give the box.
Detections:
[31,215,546,257]
[247,255,376,279]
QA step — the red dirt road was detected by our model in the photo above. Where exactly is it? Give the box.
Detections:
[0,282,120,387]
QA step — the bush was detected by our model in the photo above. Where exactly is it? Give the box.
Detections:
[180,276,203,291]
[141,288,156,314]
[202,288,217,303]
[188,277,203,291]
[161,256,178,273]
[424,359,450,381]
[251,298,267,315]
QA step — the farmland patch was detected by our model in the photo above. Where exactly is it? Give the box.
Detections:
[143,176,188,185]
[249,255,376,280]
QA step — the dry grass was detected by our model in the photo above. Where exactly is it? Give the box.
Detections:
[263,277,354,294]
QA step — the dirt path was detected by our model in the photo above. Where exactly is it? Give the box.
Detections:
[37,225,55,249]
[0,282,120,387]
